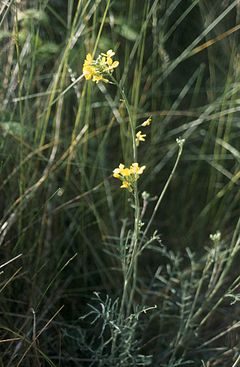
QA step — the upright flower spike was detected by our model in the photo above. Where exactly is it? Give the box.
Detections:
[113,163,146,192]
[82,49,119,83]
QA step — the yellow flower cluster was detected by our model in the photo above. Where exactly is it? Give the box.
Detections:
[83,50,119,83]
[113,163,146,191]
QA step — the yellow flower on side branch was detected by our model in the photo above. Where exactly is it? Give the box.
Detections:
[82,49,119,83]
[135,131,146,146]
[141,116,152,127]
[113,163,146,192]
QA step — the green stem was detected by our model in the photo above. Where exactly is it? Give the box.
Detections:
[111,77,137,161]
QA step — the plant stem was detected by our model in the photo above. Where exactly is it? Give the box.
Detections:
[113,78,140,315]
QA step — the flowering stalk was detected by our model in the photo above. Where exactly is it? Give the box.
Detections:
[110,78,143,314]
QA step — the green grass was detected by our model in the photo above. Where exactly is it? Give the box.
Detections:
[0,0,240,366]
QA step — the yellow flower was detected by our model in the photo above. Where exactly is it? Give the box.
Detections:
[83,50,119,83]
[106,49,115,58]
[106,58,119,70]
[120,181,130,189]
[122,168,131,176]
[92,74,108,83]
[83,65,97,80]
[113,163,124,177]
[113,171,120,178]
[83,54,99,81]
[135,131,146,146]
[130,163,146,175]
[85,53,93,65]
[141,116,152,127]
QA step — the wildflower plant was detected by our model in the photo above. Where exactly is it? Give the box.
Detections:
[82,48,185,317]
[2,3,240,366]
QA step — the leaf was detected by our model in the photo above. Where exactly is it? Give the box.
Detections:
[119,24,138,41]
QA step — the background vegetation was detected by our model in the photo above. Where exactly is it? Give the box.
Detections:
[0,0,240,366]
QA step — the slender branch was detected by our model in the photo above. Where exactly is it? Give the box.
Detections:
[142,141,184,242]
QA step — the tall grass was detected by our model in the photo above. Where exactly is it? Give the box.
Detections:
[0,0,240,366]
